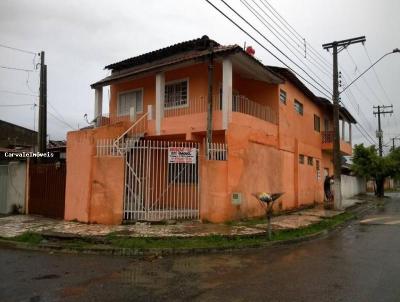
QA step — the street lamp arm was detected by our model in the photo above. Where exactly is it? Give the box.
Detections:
[340,49,399,95]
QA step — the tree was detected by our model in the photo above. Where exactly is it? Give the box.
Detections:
[351,144,395,197]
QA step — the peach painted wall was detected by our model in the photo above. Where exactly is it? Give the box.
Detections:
[200,159,229,222]
[65,123,128,223]
[234,75,280,113]
[277,80,333,207]
[109,63,209,118]
[90,156,124,224]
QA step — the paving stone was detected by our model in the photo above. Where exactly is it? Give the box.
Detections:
[0,211,335,239]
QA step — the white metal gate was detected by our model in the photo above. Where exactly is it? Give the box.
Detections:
[123,140,200,221]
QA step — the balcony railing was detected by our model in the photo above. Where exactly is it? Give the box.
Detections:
[97,112,146,127]
[163,95,221,118]
[97,94,277,127]
[322,131,351,144]
[322,131,334,143]
[232,95,278,125]
[164,94,277,125]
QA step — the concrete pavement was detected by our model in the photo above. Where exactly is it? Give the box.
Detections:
[0,204,349,239]
[0,193,398,302]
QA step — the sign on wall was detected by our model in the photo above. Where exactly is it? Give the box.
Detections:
[168,147,197,164]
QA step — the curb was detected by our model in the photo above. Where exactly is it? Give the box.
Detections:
[0,199,380,257]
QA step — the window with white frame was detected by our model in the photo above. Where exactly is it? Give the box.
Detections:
[164,80,188,108]
[118,89,143,116]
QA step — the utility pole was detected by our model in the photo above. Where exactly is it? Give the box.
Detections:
[391,137,400,151]
[38,51,47,154]
[322,36,366,210]
[206,42,214,158]
[373,105,394,156]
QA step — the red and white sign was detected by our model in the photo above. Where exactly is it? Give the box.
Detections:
[168,147,196,164]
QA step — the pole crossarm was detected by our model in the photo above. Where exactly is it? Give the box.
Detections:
[322,36,366,50]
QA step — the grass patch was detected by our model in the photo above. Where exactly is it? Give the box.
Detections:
[10,232,44,245]
[108,212,355,250]
[4,212,355,251]
[272,212,354,241]
[108,235,264,250]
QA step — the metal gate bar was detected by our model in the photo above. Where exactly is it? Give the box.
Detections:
[123,140,200,221]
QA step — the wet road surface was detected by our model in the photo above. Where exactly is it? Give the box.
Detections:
[1,194,400,302]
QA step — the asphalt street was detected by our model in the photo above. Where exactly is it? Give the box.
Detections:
[1,193,399,302]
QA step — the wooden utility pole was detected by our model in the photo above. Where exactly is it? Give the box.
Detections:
[391,137,400,151]
[206,42,214,157]
[38,51,47,153]
[322,36,366,210]
[373,105,393,156]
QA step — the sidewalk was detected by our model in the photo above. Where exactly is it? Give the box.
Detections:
[0,206,349,239]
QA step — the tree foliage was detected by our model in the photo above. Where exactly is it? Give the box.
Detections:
[351,144,400,197]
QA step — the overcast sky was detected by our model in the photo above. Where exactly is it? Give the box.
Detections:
[0,0,399,152]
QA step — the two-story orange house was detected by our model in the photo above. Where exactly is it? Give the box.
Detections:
[65,36,355,224]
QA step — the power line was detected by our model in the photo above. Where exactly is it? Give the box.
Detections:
[255,0,384,146]
[260,0,333,71]
[220,0,333,95]
[363,45,400,131]
[48,101,76,130]
[241,0,333,89]
[0,89,38,97]
[0,65,34,72]
[248,0,332,78]
[206,0,332,98]
[340,100,376,145]
[0,103,35,107]
[345,48,384,106]
[47,110,76,131]
[363,45,392,104]
[0,43,36,55]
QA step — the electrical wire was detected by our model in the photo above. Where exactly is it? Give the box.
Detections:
[206,0,333,98]
[47,110,76,131]
[0,65,34,72]
[0,103,34,107]
[0,43,36,55]
[241,0,333,90]
[260,0,333,70]
[48,101,76,130]
[246,0,332,79]
[0,89,38,97]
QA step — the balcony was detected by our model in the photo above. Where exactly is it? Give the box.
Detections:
[322,131,352,155]
[95,94,278,139]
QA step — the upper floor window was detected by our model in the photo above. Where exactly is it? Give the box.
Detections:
[279,89,287,104]
[118,89,143,116]
[294,99,303,115]
[165,79,188,108]
[314,114,321,132]
[299,154,305,164]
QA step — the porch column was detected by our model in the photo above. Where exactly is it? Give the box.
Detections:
[341,119,345,141]
[222,58,233,130]
[94,87,103,127]
[155,72,165,135]
[349,122,352,144]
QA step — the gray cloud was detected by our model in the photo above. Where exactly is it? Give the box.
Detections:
[0,0,399,151]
